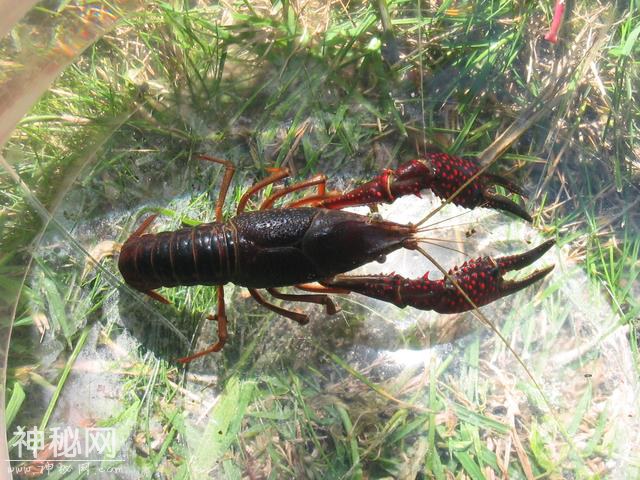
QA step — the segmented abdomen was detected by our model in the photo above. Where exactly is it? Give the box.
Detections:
[118,208,414,293]
[118,223,234,292]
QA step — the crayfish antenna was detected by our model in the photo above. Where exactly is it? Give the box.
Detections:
[414,236,469,257]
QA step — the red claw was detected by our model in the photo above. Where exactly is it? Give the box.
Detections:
[322,240,555,313]
[313,153,532,222]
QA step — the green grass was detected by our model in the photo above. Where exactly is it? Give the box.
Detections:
[1,0,639,478]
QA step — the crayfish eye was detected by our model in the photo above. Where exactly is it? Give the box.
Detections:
[369,212,383,223]
[376,254,387,264]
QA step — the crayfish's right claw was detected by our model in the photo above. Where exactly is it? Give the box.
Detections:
[322,239,556,314]
[492,239,555,296]
[430,239,555,312]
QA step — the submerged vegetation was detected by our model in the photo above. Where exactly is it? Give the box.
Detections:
[1,0,638,478]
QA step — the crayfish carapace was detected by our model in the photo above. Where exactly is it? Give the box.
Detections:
[118,154,554,362]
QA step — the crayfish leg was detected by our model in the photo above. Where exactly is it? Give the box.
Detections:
[295,283,350,294]
[144,290,170,304]
[260,174,328,210]
[237,168,290,214]
[131,214,158,238]
[198,155,236,222]
[249,289,309,325]
[177,286,228,364]
[267,288,340,315]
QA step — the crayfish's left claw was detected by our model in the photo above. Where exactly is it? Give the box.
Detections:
[476,171,531,222]
[483,191,533,223]
[322,239,555,314]
[416,154,534,222]
[311,153,533,223]
[483,173,527,197]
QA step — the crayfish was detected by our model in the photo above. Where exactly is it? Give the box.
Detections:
[118,153,554,362]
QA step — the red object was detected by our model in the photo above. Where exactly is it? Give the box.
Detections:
[545,0,566,43]
[118,154,553,361]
